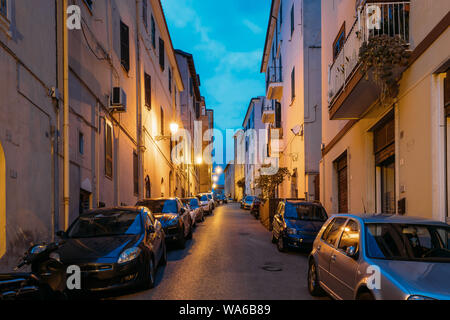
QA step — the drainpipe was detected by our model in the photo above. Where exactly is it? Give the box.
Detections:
[63,0,70,230]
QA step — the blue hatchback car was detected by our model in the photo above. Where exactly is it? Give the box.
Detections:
[272,200,328,252]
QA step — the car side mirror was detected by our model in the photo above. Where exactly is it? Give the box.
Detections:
[346,246,357,258]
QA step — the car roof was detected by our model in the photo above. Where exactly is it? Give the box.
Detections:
[284,200,323,207]
[138,198,178,201]
[82,207,143,216]
[331,213,449,226]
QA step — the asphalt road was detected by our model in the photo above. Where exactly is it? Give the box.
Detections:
[111,203,324,300]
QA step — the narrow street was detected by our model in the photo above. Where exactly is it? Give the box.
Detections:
[113,203,322,300]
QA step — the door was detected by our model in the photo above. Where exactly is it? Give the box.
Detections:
[144,210,162,260]
[328,219,360,300]
[336,154,348,213]
[315,218,347,293]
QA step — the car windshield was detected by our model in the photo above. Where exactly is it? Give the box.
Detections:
[366,223,450,262]
[137,200,178,214]
[199,195,208,202]
[245,196,255,202]
[67,210,142,238]
[189,199,199,208]
[284,203,328,221]
[207,195,212,200]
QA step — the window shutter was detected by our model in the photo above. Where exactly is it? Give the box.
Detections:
[143,0,148,30]
[160,107,165,135]
[120,21,130,72]
[291,67,295,102]
[290,4,294,36]
[133,151,139,195]
[145,73,151,108]
[159,38,165,70]
[151,15,156,48]
[105,124,113,178]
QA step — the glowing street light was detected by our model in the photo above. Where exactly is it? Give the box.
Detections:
[213,175,219,182]
[215,166,223,175]
[170,122,179,135]
[196,156,203,165]
[212,184,217,189]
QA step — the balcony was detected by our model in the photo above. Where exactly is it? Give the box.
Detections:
[262,104,275,124]
[267,128,284,158]
[328,1,410,120]
[266,66,283,101]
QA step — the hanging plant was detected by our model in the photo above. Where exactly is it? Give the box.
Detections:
[359,34,411,103]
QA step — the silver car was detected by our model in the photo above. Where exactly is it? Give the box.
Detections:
[308,214,450,300]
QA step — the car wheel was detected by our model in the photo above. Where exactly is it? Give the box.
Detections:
[159,242,167,267]
[357,292,375,300]
[142,257,156,289]
[308,260,325,297]
[277,235,287,252]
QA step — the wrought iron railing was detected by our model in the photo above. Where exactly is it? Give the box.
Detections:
[328,1,410,105]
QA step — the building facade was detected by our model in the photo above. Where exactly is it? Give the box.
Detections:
[261,0,322,200]
[320,0,449,223]
[0,0,212,272]
[224,163,235,199]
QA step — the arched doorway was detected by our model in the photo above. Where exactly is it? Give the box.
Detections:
[0,142,6,259]
[145,176,151,199]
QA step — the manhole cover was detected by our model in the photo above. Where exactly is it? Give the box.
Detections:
[261,263,283,272]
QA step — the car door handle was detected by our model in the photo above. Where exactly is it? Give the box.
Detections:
[317,245,321,252]
[331,255,336,262]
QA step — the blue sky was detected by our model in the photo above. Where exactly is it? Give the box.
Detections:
[162,0,270,180]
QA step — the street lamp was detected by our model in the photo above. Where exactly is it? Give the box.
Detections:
[212,184,217,190]
[196,156,203,165]
[215,166,223,175]
[213,175,219,183]
[155,122,179,141]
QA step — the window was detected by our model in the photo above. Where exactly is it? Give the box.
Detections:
[445,70,449,116]
[169,68,172,93]
[144,73,151,108]
[321,218,347,247]
[145,176,151,198]
[290,4,294,36]
[120,21,130,72]
[338,220,360,254]
[79,132,84,155]
[0,0,7,17]
[279,0,283,25]
[105,123,113,178]
[160,107,164,135]
[151,15,156,48]
[291,67,295,102]
[133,151,139,195]
[333,23,346,61]
[142,0,148,30]
[335,152,348,213]
[159,37,165,71]
[189,77,193,97]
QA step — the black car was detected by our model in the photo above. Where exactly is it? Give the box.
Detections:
[137,198,193,249]
[250,198,263,218]
[272,201,328,252]
[53,207,166,292]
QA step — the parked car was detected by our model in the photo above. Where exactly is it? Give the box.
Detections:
[137,198,193,249]
[308,214,450,300]
[197,194,213,215]
[182,198,204,224]
[53,207,167,292]
[250,197,263,218]
[272,201,328,252]
[207,193,216,209]
[241,196,255,210]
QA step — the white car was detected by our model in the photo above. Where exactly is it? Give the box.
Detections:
[197,194,213,215]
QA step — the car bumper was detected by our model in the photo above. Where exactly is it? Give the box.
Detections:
[163,226,183,242]
[284,235,315,248]
[77,261,143,292]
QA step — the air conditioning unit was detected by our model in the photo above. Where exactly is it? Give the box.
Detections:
[110,87,127,112]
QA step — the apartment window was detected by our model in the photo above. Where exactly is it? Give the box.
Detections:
[290,4,294,37]
[79,132,84,155]
[169,68,172,93]
[333,23,346,61]
[291,67,295,102]
[189,78,193,97]
[144,73,151,108]
[0,0,7,17]
[142,0,148,30]
[105,123,113,178]
[120,21,130,72]
[275,101,282,128]
[160,107,165,135]
[279,0,283,25]
[151,15,156,48]
[159,37,165,71]
[133,151,139,196]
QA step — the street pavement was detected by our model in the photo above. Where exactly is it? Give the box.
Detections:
[110,203,327,300]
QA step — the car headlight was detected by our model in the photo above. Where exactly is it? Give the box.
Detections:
[408,295,436,300]
[30,245,47,255]
[287,228,297,235]
[118,247,141,264]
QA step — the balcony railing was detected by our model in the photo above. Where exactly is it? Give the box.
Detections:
[266,66,283,101]
[328,1,410,105]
